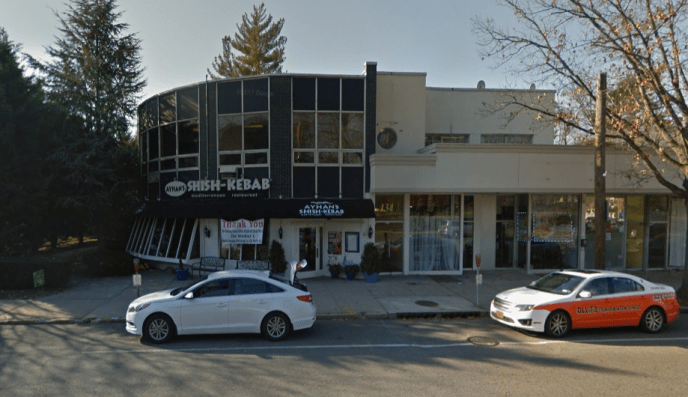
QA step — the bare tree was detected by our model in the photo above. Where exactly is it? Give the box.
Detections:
[474,0,688,298]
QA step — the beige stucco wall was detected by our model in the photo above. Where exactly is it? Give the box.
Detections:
[375,72,428,153]
[425,88,556,145]
[371,145,681,194]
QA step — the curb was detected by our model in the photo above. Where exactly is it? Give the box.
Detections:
[1,307,685,325]
[0,317,127,326]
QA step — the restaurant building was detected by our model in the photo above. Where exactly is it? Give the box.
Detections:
[126,62,686,277]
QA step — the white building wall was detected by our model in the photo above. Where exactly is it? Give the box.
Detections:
[425,87,556,145]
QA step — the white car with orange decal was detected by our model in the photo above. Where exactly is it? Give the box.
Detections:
[490,270,679,337]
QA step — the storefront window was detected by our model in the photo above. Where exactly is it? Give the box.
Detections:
[409,195,458,271]
[375,195,404,272]
[531,194,579,270]
[584,195,625,269]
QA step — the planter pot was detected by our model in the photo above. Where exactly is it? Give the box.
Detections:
[329,271,340,279]
[175,268,189,281]
[345,273,355,280]
[364,272,378,283]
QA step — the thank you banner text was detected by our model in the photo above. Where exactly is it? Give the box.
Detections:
[221,219,264,244]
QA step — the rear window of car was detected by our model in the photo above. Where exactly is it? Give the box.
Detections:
[528,273,584,295]
[612,277,644,293]
[233,278,284,295]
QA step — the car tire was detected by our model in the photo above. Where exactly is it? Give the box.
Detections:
[261,312,291,342]
[640,307,665,333]
[545,310,570,338]
[143,313,175,344]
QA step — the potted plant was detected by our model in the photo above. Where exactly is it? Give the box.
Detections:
[343,264,359,280]
[360,242,381,283]
[269,240,287,276]
[328,263,342,278]
[175,259,189,281]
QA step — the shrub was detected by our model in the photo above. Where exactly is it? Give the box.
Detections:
[269,240,287,273]
[360,242,381,274]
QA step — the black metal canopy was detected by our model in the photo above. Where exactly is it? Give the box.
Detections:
[135,198,376,220]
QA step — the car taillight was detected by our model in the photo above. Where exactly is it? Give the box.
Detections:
[297,295,312,303]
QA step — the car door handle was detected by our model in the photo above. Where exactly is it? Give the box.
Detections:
[216,303,226,307]
[258,300,268,304]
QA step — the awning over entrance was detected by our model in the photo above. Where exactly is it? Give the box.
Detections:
[134,198,376,219]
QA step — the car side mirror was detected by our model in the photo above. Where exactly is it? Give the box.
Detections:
[184,292,194,299]
[579,291,592,299]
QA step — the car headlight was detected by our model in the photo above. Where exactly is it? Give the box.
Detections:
[516,304,535,311]
[130,303,150,312]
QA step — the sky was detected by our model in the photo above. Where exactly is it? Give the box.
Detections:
[1,0,526,103]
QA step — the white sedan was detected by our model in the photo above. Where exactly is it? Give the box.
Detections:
[490,270,679,337]
[126,269,316,343]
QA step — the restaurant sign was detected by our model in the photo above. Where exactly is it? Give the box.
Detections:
[164,178,270,199]
[299,201,345,217]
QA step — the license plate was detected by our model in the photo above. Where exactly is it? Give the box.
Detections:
[494,311,504,319]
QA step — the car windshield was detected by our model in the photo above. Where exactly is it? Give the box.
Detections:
[170,276,208,296]
[527,273,584,295]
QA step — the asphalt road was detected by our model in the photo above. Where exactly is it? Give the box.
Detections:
[1,317,687,397]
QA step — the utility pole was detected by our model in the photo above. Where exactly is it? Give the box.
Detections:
[594,73,607,270]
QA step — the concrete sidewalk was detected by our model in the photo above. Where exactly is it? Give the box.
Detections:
[0,268,685,325]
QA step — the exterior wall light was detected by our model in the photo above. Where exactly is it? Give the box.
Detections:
[279,226,283,239]
[368,226,374,239]
[204,226,210,238]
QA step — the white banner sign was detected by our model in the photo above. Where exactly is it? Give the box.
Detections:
[221,219,264,244]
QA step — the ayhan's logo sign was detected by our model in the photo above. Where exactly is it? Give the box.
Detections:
[164,181,187,197]
[164,178,270,197]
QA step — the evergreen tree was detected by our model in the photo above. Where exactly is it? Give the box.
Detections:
[30,0,145,247]
[0,27,59,254]
[208,3,287,78]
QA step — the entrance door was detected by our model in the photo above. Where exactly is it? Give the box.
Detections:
[496,195,515,268]
[298,226,319,273]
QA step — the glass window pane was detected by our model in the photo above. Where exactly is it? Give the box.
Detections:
[649,223,667,268]
[161,159,176,170]
[218,81,242,114]
[293,77,315,110]
[626,223,644,269]
[160,124,176,157]
[317,167,339,198]
[149,128,159,159]
[627,195,645,223]
[140,130,148,162]
[342,113,364,149]
[318,78,340,111]
[317,113,339,149]
[409,195,456,271]
[179,156,198,169]
[375,195,403,221]
[649,196,668,222]
[343,153,362,164]
[294,152,314,163]
[159,93,176,124]
[293,113,315,148]
[142,98,158,129]
[375,223,403,272]
[219,154,241,165]
[243,78,268,112]
[244,113,269,150]
[245,152,268,164]
[410,195,451,217]
[318,152,338,163]
[531,194,579,270]
[218,115,242,151]
[178,120,199,155]
[342,79,364,111]
[177,87,199,120]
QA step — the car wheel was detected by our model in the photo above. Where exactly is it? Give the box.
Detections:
[143,313,175,344]
[640,307,665,333]
[545,310,570,338]
[261,312,291,342]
